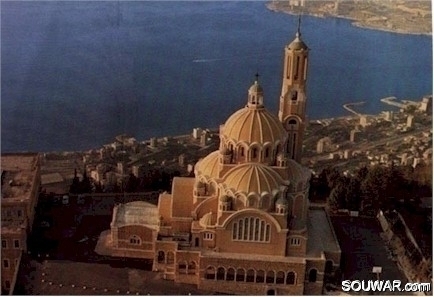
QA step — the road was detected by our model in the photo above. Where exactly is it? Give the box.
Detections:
[330,216,412,295]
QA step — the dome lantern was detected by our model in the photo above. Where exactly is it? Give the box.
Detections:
[247,73,264,108]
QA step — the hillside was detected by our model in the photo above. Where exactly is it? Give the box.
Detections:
[267,0,432,35]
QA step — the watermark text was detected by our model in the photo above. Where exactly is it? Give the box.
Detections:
[342,280,431,293]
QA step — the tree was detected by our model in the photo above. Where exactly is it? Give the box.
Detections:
[125,173,138,192]
[69,169,81,194]
[80,169,92,193]
[327,183,347,209]
[325,167,342,189]
[346,177,361,211]
[360,166,391,209]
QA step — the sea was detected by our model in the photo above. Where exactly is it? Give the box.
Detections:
[1,1,432,153]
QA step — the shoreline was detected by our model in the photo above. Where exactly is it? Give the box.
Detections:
[12,113,376,155]
[265,2,432,37]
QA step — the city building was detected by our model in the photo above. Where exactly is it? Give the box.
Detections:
[97,24,341,295]
[1,153,41,294]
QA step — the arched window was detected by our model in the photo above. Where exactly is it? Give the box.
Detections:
[248,218,254,239]
[232,223,237,240]
[256,270,265,283]
[254,218,260,241]
[286,271,296,285]
[266,271,275,284]
[308,269,317,282]
[276,271,285,284]
[129,235,141,245]
[217,267,226,280]
[178,261,187,273]
[247,196,257,208]
[157,251,165,263]
[252,148,258,159]
[206,266,216,280]
[265,147,270,158]
[226,268,235,281]
[265,224,271,241]
[238,219,243,239]
[294,56,300,80]
[246,269,255,282]
[166,251,174,265]
[286,119,297,130]
[258,221,264,241]
[236,268,245,282]
[232,217,271,242]
[243,218,249,240]
[188,261,197,275]
[286,57,291,79]
[240,147,245,157]
[261,196,270,211]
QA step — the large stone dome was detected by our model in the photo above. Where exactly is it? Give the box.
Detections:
[222,106,286,146]
[222,163,284,195]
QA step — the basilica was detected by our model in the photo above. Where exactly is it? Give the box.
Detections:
[96,24,341,295]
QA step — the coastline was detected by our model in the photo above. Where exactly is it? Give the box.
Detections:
[265,2,432,36]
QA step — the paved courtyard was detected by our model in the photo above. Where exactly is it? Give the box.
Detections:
[16,199,211,295]
[16,256,209,295]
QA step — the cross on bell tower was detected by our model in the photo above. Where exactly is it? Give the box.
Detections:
[278,16,309,163]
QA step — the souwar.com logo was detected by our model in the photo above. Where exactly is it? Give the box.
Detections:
[342,280,431,293]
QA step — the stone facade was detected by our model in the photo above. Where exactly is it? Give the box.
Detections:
[1,153,41,294]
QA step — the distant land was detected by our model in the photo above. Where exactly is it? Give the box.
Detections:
[267,0,432,35]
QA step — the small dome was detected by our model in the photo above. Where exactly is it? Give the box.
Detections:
[275,197,288,206]
[199,212,213,228]
[223,163,284,195]
[195,150,220,179]
[223,108,286,145]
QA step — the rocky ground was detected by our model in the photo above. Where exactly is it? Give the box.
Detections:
[267,0,432,35]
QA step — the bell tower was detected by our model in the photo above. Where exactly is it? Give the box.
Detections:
[278,17,309,163]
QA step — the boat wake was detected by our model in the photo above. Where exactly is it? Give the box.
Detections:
[192,58,221,63]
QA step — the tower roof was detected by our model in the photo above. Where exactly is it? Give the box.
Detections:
[288,16,308,50]
[288,36,308,51]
